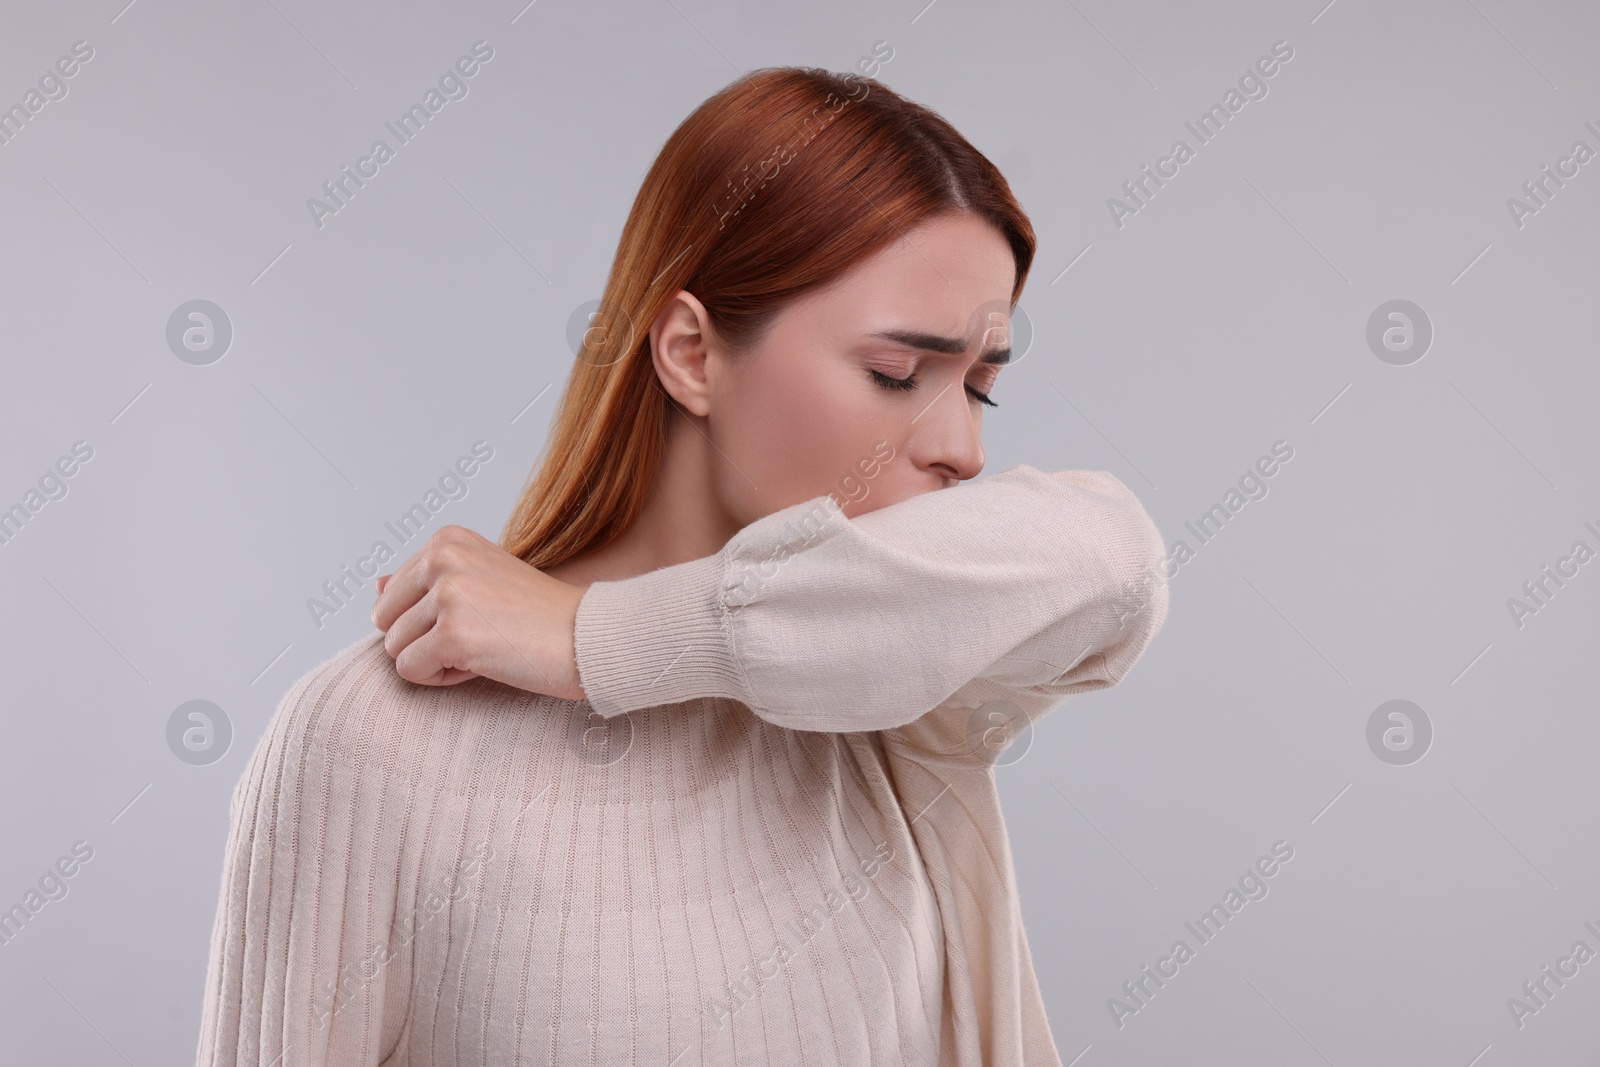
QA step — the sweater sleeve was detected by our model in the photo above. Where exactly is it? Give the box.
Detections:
[573,465,1169,759]
[195,640,410,1067]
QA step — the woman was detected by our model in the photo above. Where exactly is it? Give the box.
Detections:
[196,66,1169,1067]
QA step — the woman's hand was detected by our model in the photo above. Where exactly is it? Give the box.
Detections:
[370,524,588,700]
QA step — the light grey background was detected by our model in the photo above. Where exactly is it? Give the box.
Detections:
[1,0,1596,1063]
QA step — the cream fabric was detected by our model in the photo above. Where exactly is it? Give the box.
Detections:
[196,466,1169,1066]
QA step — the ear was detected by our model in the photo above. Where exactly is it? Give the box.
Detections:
[649,290,717,418]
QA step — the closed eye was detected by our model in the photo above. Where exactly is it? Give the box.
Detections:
[870,369,999,408]
[870,370,917,392]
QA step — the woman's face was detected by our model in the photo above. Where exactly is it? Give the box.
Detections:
[655,212,1018,527]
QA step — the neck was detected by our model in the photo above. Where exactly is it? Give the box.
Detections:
[540,409,742,588]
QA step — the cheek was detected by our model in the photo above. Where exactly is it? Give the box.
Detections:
[732,355,886,500]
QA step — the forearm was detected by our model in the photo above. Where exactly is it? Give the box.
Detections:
[574,466,1169,734]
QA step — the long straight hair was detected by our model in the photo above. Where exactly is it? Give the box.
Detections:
[498,65,1036,568]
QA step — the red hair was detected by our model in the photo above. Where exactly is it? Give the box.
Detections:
[498,65,1036,567]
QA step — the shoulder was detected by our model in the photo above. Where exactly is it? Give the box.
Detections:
[235,632,549,810]
[256,632,408,766]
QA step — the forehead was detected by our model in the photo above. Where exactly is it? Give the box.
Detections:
[779,215,1016,343]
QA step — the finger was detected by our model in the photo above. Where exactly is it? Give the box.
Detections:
[381,586,441,668]
[372,549,437,632]
[392,618,464,686]
[395,663,479,687]
[370,573,394,628]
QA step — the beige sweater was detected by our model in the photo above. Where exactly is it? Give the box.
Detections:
[195,465,1169,1067]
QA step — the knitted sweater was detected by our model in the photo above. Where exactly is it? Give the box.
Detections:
[195,465,1169,1067]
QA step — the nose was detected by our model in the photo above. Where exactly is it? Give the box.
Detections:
[906,382,986,485]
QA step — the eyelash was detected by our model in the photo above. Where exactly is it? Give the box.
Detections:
[870,369,999,408]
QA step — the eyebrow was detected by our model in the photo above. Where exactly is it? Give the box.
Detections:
[868,328,1012,365]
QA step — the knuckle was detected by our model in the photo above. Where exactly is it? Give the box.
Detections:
[431,541,464,573]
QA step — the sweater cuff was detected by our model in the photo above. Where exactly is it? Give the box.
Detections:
[572,550,754,718]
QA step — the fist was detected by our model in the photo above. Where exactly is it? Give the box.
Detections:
[369,525,587,700]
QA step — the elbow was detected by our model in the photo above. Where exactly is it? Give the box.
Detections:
[1107,534,1170,643]
[1067,474,1170,683]
[1097,516,1171,684]
[1043,467,1171,636]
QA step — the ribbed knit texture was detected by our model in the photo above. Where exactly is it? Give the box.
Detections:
[195,465,1169,1067]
